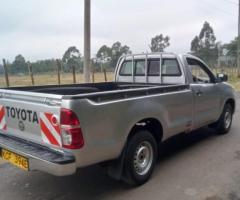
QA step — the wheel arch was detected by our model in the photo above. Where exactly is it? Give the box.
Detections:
[106,118,163,181]
[127,118,164,145]
[225,98,235,114]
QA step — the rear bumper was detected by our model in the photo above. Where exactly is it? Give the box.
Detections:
[0,133,76,176]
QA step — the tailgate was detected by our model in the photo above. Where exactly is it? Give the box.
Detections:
[0,90,63,148]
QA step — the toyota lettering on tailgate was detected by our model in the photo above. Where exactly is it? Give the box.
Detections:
[5,106,39,124]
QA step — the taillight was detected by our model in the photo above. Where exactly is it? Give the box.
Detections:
[60,108,84,149]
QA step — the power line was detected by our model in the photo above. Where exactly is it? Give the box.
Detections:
[199,0,237,17]
[197,5,236,17]
[237,0,240,76]
[223,0,239,6]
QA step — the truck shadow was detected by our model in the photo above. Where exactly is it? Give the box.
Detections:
[158,126,217,160]
[1,127,220,200]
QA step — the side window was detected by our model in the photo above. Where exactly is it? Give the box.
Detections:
[162,59,181,76]
[148,59,181,76]
[119,61,133,76]
[187,58,212,83]
[148,60,160,76]
[135,60,146,76]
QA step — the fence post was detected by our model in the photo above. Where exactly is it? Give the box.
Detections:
[56,60,61,85]
[103,69,107,82]
[2,59,9,87]
[27,62,34,86]
[92,71,95,83]
[72,65,76,84]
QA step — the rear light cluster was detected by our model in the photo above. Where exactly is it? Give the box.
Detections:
[60,108,84,149]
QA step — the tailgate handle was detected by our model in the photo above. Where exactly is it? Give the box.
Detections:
[45,98,61,106]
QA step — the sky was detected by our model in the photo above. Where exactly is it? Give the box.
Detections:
[0,0,238,62]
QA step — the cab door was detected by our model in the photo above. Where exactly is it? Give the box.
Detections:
[186,57,221,128]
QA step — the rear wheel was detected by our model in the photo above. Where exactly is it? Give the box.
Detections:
[212,104,233,134]
[123,130,158,186]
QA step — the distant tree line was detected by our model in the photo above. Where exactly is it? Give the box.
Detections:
[190,21,219,67]
[2,41,132,75]
[190,21,238,67]
[1,21,238,75]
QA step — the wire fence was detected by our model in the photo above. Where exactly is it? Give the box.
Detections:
[212,66,239,78]
[1,58,240,88]
[0,59,114,88]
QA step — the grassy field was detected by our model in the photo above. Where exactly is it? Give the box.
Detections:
[228,76,240,91]
[0,72,114,87]
[213,68,240,91]
[0,70,240,91]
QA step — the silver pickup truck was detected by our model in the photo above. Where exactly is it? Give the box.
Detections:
[0,53,236,186]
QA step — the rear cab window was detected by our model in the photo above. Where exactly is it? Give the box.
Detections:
[148,59,182,76]
[135,60,146,76]
[119,61,133,76]
[119,58,182,77]
[119,60,146,76]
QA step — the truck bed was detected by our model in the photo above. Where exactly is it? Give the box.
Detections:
[4,82,187,94]
[1,82,189,103]
[4,82,158,95]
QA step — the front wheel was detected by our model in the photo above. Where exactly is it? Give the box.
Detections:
[212,104,233,135]
[123,130,158,186]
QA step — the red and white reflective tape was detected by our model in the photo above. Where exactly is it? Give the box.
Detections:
[40,112,61,147]
[0,105,7,131]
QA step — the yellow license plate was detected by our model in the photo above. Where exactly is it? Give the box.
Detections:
[1,149,29,171]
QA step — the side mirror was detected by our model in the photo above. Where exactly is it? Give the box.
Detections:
[217,73,228,82]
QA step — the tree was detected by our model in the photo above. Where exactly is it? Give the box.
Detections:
[96,45,112,59]
[191,36,201,53]
[111,42,131,68]
[31,59,58,73]
[224,37,237,57]
[220,37,238,67]
[95,42,131,70]
[11,54,27,74]
[199,21,216,48]
[95,45,112,72]
[190,21,218,66]
[150,34,170,52]
[62,46,81,72]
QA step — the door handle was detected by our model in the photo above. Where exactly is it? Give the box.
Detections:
[196,90,203,96]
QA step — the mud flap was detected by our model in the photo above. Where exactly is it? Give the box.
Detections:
[107,144,127,181]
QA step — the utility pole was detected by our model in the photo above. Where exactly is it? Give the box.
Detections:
[84,0,91,83]
[218,43,221,69]
[238,0,240,77]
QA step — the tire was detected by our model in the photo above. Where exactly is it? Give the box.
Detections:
[123,130,158,186]
[213,103,233,135]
